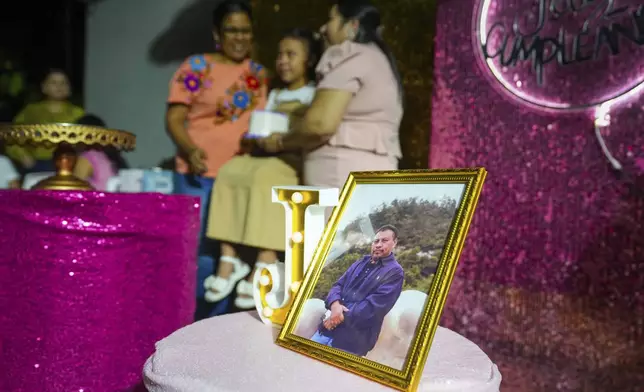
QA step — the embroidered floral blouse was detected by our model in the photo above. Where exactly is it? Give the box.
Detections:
[168,54,267,178]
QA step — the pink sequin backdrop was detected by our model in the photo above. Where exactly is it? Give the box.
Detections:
[432,0,644,390]
[0,191,199,392]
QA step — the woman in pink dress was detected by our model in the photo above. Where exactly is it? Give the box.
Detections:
[257,0,403,189]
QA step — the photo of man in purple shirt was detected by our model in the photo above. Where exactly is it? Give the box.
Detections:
[310,225,404,356]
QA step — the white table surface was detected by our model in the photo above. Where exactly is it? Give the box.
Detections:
[143,311,501,392]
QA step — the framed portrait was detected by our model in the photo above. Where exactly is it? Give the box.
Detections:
[276,168,487,391]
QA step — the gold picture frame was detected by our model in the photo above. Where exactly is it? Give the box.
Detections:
[277,168,487,391]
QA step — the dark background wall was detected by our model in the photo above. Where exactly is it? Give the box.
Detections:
[0,0,86,102]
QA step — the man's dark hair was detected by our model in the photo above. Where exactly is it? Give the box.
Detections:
[376,224,398,240]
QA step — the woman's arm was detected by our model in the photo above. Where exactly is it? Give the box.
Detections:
[298,89,353,136]
[263,89,353,152]
[167,104,207,174]
[73,156,93,180]
[166,104,197,155]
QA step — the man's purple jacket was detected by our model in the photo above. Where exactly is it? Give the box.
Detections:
[318,252,404,356]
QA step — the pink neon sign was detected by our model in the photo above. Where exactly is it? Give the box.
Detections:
[474,0,644,111]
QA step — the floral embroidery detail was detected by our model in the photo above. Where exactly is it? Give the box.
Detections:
[214,60,265,124]
[183,74,201,92]
[189,55,208,72]
[249,60,263,73]
[245,75,260,90]
[233,91,251,109]
[176,55,212,94]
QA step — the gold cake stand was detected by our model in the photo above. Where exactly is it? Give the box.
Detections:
[0,123,136,191]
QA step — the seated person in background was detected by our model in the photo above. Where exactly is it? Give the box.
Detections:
[203,28,323,308]
[5,68,84,174]
[0,144,19,189]
[311,225,404,356]
[73,114,129,191]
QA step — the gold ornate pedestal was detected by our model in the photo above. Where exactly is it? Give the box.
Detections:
[0,123,136,191]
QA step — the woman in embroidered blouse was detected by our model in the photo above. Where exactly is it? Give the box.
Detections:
[167,0,266,186]
[165,0,266,317]
[257,0,403,189]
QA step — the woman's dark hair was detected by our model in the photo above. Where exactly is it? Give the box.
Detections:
[281,28,324,83]
[335,0,404,103]
[212,0,253,32]
[76,114,129,170]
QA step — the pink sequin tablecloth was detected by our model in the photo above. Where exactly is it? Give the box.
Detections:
[0,190,200,392]
[144,312,502,392]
